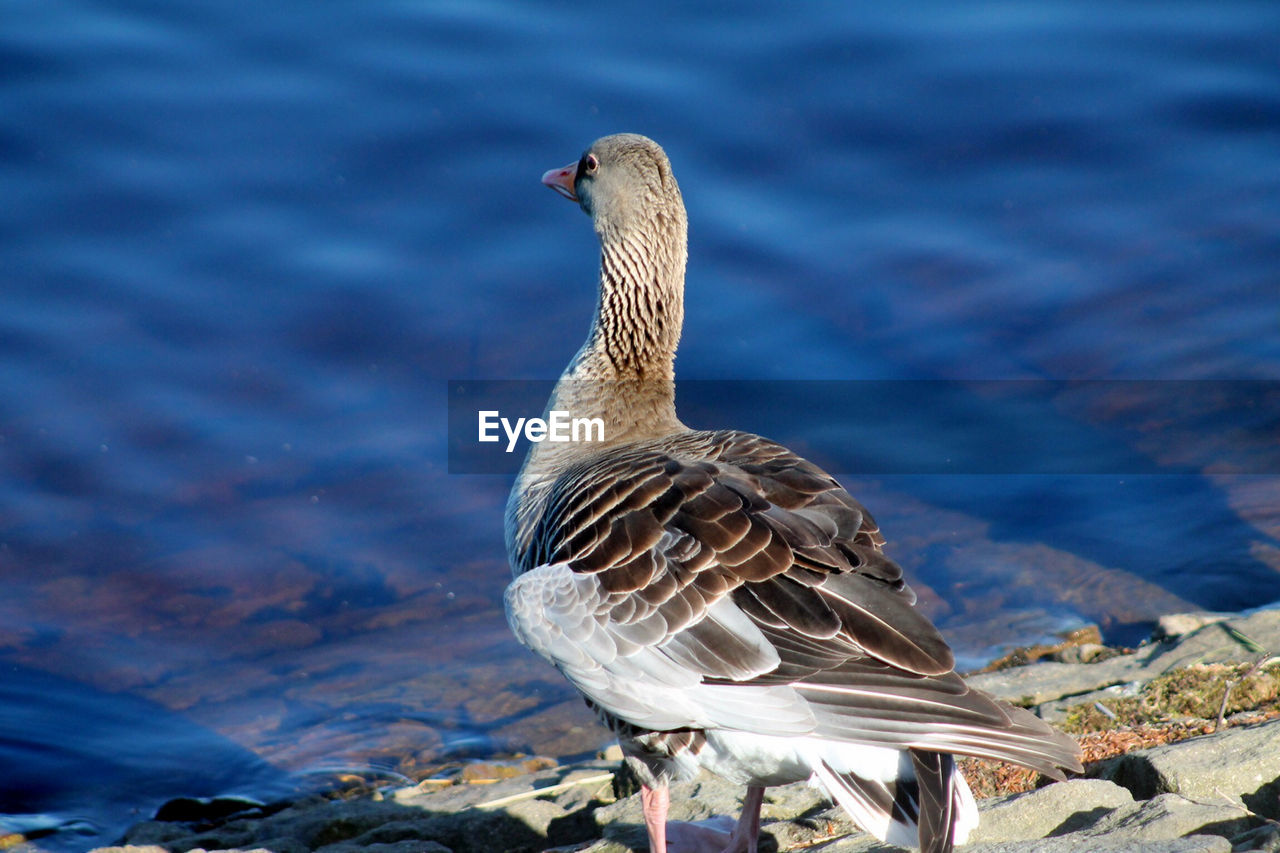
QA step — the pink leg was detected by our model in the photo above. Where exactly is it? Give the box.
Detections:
[729,785,764,853]
[652,784,766,853]
[641,783,669,853]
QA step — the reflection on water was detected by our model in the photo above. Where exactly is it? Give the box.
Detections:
[0,666,289,846]
[2,0,1279,847]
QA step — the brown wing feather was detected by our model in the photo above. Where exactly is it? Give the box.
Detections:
[518,428,954,680]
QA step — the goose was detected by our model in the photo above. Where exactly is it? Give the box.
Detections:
[504,133,1082,853]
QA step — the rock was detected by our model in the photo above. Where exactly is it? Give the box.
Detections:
[1078,793,1250,842]
[969,606,1280,715]
[1098,718,1280,816]
[246,841,311,853]
[983,626,1105,670]
[1157,612,1233,640]
[458,756,558,782]
[1052,642,1115,664]
[317,843,450,853]
[390,761,613,812]
[1232,823,1280,851]
[955,780,1247,853]
[154,796,267,823]
[558,841,630,853]
[969,659,1143,707]
[969,779,1133,843]
[1035,679,1143,724]
[93,762,626,853]
[112,821,198,847]
[966,835,1231,852]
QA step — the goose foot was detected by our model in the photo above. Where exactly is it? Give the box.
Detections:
[642,784,764,853]
[665,815,743,853]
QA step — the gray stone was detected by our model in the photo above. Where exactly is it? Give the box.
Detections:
[965,835,1231,853]
[556,841,631,853]
[116,823,197,846]
[1232,823,1280,852]
[968,607,1280,709]
[318,842,451,853]
[1053,642,1114,664]
[323,816,462,852]
[1037,680,1145,724]
[496,796,570,838]
[1157,612,1234,640]
[1080,793,1250,842]
[969,779,1133,843]
[967,658,1146,707]
[242,841,310,853]
[1140,608,1280,672]
[390,761,616,811]
[1100,718,1280,817]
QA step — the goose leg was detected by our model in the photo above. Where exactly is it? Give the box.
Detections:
[658,785,765,853]
[729,785,765,852]
[641,783,669,853]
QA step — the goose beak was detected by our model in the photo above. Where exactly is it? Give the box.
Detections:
[541,161,579,202]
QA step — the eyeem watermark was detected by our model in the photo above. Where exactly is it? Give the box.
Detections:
[478,410,605,453]
[450,379,1280,475]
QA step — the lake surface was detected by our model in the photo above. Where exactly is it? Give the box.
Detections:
[3,0,1280,847]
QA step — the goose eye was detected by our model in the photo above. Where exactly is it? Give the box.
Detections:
[582,153,599,174]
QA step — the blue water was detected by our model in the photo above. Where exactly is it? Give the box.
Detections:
[3,0,1280,847]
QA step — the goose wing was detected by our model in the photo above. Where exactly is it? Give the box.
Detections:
[506,429,1080,775]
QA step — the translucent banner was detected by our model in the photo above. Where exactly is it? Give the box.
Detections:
[447,380,1280,475]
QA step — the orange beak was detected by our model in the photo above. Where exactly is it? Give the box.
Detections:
[541,161,579,202]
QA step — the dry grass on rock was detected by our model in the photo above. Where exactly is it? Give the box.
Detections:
[961,659,1280,800]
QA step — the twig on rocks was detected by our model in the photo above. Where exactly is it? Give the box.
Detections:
[474,772,616,810]
[1222,623,1265,655]
[789,821,848,850]
[1215,651,1280,732]
[1205,786,1280,829]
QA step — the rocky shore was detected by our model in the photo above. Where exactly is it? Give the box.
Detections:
[80,606,1280,853]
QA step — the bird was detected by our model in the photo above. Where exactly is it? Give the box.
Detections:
[504,133,1082,853]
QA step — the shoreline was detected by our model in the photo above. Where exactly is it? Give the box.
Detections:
[56,605,1280,852]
